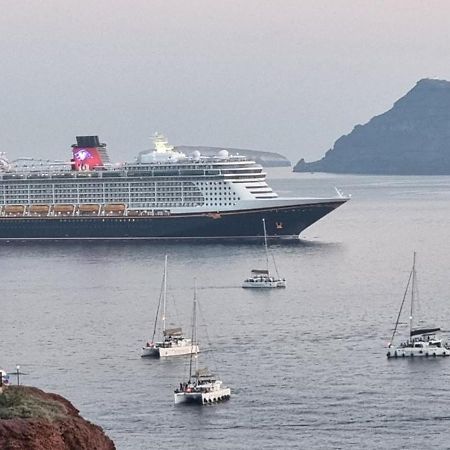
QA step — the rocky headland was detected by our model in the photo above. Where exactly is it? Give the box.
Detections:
[0,385,115,450]
[175,145,291,167]
[294,78,450,174]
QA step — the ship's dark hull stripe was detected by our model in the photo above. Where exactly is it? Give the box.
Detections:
[0,201,346,239]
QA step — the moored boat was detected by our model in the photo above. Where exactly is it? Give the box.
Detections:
[174,284,231,405]
[242,218,286,288]
[0,134,348,240]
[142,255,199,358]
[386,252,449,358]
[174,368,231,405]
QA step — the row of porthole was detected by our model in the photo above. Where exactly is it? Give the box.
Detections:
[198,181,225,185]
[205,203,237,206]
[55,219,139,223]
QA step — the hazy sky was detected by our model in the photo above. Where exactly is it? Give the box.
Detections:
[1,0,449,163]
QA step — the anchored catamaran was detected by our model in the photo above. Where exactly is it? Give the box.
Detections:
[386,252,449,358]
[142,255,199,358]
[174,285,231,405]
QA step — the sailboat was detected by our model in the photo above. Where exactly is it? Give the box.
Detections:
[386,252,449,358]
[242,218,286,288]
[141,255,200,358]
[174,284,231,405]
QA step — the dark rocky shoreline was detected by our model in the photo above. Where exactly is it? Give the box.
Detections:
[294,79,450,175]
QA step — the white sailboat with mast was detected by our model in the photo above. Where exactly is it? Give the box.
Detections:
[387,252,449,358]
[142,255,199,357]
[174,283,231,405]
[242,218,286,288]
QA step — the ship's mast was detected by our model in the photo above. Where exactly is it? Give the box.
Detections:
[162,254,168,334]
[262,218,269,274]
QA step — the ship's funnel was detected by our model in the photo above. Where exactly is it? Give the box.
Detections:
[76,136,100,148]
[71,135,110,170]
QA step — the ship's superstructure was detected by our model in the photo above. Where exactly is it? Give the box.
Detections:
[0,134,348,240]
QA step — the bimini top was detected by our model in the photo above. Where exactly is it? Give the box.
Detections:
[194,368,216,380]
[163,327,183,337]
[410,327,441,337]
[251,269,269,275]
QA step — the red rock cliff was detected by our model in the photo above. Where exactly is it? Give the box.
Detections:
[0,386,115,450]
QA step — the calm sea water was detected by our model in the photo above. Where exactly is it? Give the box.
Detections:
[2,169,450,449]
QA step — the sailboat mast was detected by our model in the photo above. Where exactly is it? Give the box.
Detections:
[390,263,413,345]
[188,281,197,381]
[409,251,416,338]
[262,218,269,273]
[162,254,168,334]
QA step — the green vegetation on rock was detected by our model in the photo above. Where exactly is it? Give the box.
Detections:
[0,386,66,421]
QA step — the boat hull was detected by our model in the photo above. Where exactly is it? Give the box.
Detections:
[387,346,450,358]
[141,344,199,358]
[0,201,346,240]
[242,280,286,288]
[174,387,231,405]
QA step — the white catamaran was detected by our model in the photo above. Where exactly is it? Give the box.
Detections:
[142,255,199,357]
[386,252,449,358]
[242,218,286,288]
[174,285,231,405]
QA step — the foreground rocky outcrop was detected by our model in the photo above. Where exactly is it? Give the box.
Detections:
[294,78,450,174]
[0,386,115,450]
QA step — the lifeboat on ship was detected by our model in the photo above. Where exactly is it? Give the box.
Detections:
[28,204,50,217]
[53,204,75,216]
[77,204,100,216]
[104,203,126,216]
[4,205,25,217]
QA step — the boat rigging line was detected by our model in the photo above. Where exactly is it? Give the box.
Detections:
[389,254,414,346]
[151,262,166,344]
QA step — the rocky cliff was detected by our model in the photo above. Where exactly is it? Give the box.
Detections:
[0,386,115,450]
[294,79,450,174]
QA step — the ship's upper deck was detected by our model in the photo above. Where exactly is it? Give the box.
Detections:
[0,156,264,180]
[0,134,269,187]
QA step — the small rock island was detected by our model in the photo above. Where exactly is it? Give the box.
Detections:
[0,385,115,450]
[294,78,450,174]
[175,145,291,167]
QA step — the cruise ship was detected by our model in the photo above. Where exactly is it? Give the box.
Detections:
[0,134,348,240]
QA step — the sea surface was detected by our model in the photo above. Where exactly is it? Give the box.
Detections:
[2,169,450,449]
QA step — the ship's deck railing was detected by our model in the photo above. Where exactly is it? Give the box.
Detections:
[0,163,264,181]
[1,154,254,176]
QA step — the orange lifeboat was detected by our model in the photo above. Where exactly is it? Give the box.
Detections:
[104,203,126,216]
[53,204,75,216]
[4,205,25,217]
